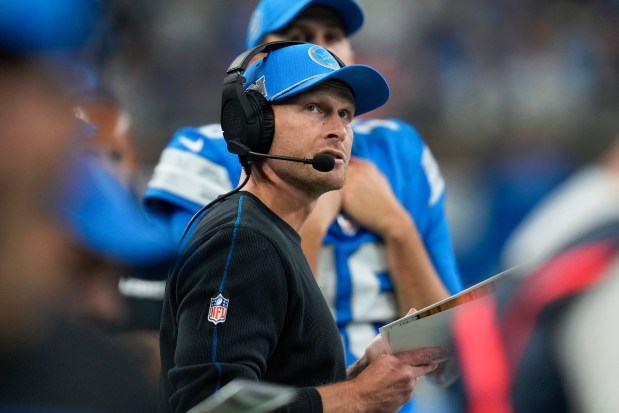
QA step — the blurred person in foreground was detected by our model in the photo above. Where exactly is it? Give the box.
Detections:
[70,63,175,384]
[74,78,141,185]
[145,3,463,409]
[449,132,619,412]
[0,148,173,411]
[159,41,449,413]
[451,216,619,412]
[66,63,175,328]
[56,143,176,381]
[0,0,84,358]
[502,133,619,272]
[0,0,169,411]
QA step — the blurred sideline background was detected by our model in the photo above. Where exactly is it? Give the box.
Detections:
[98,0,619,289]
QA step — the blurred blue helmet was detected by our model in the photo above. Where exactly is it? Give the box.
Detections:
[56,149,177,271]
[0,0,102,54]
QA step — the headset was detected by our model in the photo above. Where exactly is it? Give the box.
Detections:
[220,40,345,167]
[180,41,343,247]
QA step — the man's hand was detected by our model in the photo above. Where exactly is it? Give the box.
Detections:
[341,158,407,238]
[320,353,418,413]
[322,346,447,413]
[347,311,449,381]
[343,161,451,313]
[351,354,421,412]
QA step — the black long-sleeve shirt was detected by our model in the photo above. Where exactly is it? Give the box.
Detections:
[159,192,346,413]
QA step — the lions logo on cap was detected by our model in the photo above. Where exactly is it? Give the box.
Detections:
[246,75,268,98]
[308,45,340,70]
[208,293,229,325]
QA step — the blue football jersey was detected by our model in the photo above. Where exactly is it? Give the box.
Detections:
[317,118,462,367]
[144,124,242,241]
[144,117,462,368]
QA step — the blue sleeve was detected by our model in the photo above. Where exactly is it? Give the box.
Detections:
[143,124,243,242]
[352,118,463,294]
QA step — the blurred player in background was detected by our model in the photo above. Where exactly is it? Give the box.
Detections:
[145,2,463,410]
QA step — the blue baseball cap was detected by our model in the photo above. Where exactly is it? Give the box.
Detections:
[243,43,389,116]
[57,151,177,270]
[246,0,364,49]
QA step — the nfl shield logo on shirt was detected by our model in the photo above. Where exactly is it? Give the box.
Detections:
[208,293,229,325]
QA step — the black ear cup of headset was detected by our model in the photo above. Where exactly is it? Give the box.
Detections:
[220,40,345,163]
[221,40,303,161]
[221,88,274,156]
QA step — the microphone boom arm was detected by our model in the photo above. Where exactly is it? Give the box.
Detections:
[227,139,335,172]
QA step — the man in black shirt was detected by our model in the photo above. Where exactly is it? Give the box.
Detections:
[160,42,448,413]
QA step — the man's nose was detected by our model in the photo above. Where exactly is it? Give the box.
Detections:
[324,114,347,142]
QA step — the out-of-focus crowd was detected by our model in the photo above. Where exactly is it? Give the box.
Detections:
[101,0,619,286]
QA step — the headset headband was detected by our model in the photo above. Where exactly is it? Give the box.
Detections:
[226,40,345,75]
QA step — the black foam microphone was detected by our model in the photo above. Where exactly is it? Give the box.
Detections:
[227,140,336,172]
[309,153,336,172]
